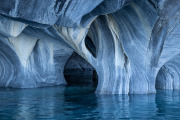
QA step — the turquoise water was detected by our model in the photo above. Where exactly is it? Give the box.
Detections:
[1,84,180,119]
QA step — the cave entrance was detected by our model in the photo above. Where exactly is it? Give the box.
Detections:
[155,66,165,90]
[64,52,98,88]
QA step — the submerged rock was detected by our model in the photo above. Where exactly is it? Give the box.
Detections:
[0,0,179,94]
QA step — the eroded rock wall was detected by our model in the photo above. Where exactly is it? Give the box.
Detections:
[0,0,179,94]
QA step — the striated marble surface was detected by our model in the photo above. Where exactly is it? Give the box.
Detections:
[0,0,179,94]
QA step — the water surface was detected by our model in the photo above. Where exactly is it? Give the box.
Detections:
[0,83,180,119]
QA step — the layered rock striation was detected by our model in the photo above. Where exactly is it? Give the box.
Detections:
[0,0,179,94]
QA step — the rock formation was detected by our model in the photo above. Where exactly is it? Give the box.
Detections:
[0,0,179,94]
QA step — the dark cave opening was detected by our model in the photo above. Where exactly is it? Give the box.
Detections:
[155,64,176,90]
[64,52,98,88]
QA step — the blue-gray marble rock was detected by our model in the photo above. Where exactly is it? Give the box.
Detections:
[0,0,179,94]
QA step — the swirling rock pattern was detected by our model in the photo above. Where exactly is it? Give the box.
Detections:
[0,0,179,94]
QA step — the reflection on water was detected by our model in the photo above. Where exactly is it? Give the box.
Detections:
[0,85,180,119]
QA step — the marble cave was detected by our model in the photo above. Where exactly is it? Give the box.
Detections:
[1,0,180,119]
[0,0,180,120]
[0,0,179,94]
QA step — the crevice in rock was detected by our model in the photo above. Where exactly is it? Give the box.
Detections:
[148,0,157,10]
[85,36,96,58]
